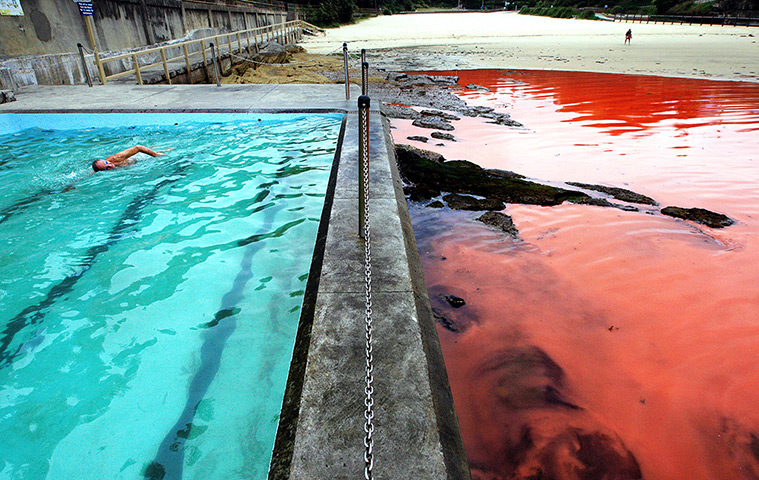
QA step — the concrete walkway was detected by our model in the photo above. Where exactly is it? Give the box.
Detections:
[0,84,469,479]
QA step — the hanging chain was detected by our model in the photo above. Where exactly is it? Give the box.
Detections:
[361,105,375,480]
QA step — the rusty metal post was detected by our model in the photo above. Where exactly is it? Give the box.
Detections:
[210,42,221,87]
[343,42,350,100]
[77,43,93,87]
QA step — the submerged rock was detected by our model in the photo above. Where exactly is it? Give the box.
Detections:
[477,211,519,238]
[443,295,466,308]
[396,144,591,206]
[661,206,734,228]
[412,117,455,131]
[466,83,490,91]
[407,135,428,143]
[566,182,658,205]
[426,200,444,208]
[443,193,505,211]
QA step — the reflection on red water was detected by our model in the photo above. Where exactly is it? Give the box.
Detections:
[397,71,759,480]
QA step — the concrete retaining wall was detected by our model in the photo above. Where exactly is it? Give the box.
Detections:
[0,0,291,58]
[0,0,296,90]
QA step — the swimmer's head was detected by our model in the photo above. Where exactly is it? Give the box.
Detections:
[92,159,114,172]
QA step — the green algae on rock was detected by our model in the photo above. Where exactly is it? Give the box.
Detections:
[566,182,658,206]
[443,193,505,211]
[396,144,591,206]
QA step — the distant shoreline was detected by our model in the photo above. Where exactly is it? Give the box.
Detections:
[302,11,759,82]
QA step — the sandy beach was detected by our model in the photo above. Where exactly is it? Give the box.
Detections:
[302,11,759,82]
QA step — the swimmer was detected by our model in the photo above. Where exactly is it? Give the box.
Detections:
[91,145,162,172]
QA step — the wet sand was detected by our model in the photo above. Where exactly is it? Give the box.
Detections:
[302,11,759,82]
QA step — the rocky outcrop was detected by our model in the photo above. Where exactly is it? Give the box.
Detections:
[566,182,658,205]
[407,135,428,143]
[443,193,505,211]
[477,211,519,238]
[431,131,455,141]
[412,117,455,131]
[396,144,591,206]
[661,206,734,228]
[253,41,290,64]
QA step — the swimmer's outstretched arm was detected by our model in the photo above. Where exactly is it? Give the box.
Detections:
[104,145,163,165]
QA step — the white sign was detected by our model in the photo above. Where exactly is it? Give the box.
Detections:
[0,0,24,16]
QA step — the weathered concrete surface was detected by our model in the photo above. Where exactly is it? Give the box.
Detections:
[286,106,470,479]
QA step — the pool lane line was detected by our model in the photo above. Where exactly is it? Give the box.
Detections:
[268,114,347,480]
[144,183,292,480]
[0,190,51,226]
[145,120,345,480]
[0,160,191,369]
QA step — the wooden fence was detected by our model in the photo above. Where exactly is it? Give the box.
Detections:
[609,13,759,26]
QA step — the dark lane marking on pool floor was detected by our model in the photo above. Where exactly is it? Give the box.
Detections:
[144,202,281,480]
[0,161,191,368]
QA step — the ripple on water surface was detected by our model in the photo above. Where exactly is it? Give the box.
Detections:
[398,70,759,480]
[0,113,341,480]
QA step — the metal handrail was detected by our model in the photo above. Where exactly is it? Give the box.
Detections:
[96,20,303,85]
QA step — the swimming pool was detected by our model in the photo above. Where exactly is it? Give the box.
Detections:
[0,113,343,480]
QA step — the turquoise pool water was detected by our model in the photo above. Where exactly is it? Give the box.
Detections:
[0,113,342,480]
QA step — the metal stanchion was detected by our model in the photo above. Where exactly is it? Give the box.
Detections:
[343,42,350,100]
[362,62,369,96]
[77,43,93,87]
[361,48,366,65]
[358,95,370,239]
[210,42,221,87]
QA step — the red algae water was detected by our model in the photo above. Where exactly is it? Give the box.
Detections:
[393,70,759,480]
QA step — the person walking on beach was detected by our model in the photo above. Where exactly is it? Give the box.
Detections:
[91,145,162,172]
[625,29,632,44]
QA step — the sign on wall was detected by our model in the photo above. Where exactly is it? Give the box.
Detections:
[77,1,94,15]
[0,0,24,16]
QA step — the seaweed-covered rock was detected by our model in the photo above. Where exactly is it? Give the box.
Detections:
[412,117,455,131]
[661,206,734,228]
[477,211,519,238]
[431,131,455,141]
[443,193,505,211]
[566,182,658,206]
[569,197,639,212]
[396,144,591,206]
